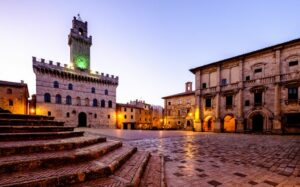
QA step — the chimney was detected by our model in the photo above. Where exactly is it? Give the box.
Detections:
[185,82,192,92]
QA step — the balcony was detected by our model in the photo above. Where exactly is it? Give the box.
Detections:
[281,71,300,82]
[201,86,217,95]
[220,83,239,92]
[244,76,276,87]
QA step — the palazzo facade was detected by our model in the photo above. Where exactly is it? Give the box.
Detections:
[190,38,300,134]
[33,16,118,128]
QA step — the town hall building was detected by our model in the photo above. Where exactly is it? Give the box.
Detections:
[33,15,118,128]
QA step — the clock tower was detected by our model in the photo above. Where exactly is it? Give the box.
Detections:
[68,14,92,71]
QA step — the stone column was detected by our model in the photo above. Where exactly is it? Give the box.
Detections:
[236,59,244,132]
[214,65,221,132]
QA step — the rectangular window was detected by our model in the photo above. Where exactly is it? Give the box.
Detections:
[48,111,51,116]
[202,83,207,89]
[254,92,263,106]
[254,68,262,73]
[245,76,250,81]
[205,98,211,108]
[124,115,127,119]
[131,115,133,119]
[289,60,298,67]
[168,102,171,105]
[288,87,298,100]
[108,115,110,119]
[178,110,181,116]
[124,108,127,112]
[221,79,227,86]
[226,95,233,108]
[245,100,250,106]
[131,108,133,112]
[168,110,171,116]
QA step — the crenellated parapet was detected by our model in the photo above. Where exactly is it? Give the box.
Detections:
[32,56,119,85]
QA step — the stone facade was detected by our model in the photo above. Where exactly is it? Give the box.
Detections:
[162,82,195,130]
[116,100,163,130]
[0,80,29,114]
[190,38,300,134]
[33,16,118,128]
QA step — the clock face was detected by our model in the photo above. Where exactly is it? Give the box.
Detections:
[75,56,88,70]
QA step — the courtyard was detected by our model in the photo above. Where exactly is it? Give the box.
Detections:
[79,128,300,187]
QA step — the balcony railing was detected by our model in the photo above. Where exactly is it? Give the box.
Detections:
[201,86,217,95]
[281,71,300,82]
[220,82,239,92]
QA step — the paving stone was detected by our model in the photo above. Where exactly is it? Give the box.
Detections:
[207,180,222,186]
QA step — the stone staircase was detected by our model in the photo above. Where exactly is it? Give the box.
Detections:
[0,113,165,187]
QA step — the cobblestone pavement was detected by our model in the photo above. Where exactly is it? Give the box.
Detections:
[80,128,300,186]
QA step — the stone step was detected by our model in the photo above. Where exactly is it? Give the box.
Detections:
[0,126,74,133]
[0,131,84,141]
[140,155,166,187]
[0,113,54,120]
[0,135,106,156]
[0,140,122,174]
[72,151,151,187]
[0,146,137,187]
[0,119,64,126]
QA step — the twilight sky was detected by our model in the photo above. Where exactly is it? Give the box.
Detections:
[0,0,299,106]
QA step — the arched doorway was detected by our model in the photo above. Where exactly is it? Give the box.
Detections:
[78,112,87,127]
[223,115,236,132]
[187,120,191,127]
[203,116,214,132]
[252,114,263,132]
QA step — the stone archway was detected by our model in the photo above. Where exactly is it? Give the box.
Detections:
[246,109,272,132]
[78,112,87,127]
[223,114,236,132]
[203,116,215,132]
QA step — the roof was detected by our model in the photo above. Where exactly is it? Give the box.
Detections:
[190,37,300,74]
[0,80,29,98]
[162,91,195,99]
[116,103,143,109]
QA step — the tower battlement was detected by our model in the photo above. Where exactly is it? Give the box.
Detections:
[32,56,119,84]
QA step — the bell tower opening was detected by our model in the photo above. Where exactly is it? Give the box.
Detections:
[68,14,92,71]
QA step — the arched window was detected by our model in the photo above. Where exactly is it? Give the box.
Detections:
[7,88,12,94]
[55,94,62,104]
[66,95,72,105]
[108,100,113,108]
[53,81,59,88]
[44,93,51,103]
[101,100,105,108]
[76,97,81,106]
[66,112,70,118]
[85,98,89,106]
[105,89,108,95]
[93,99,98,107]
[91,87,95,93]
[68,84,73,90]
